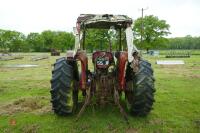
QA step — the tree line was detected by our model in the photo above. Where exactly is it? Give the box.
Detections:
[0,15,200,52]
[1,29,200,53]
[166,35,200,49]
[0,29,74,52]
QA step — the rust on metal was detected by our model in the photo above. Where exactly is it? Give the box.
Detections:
[118,51,128,90]
[74,50,88,90]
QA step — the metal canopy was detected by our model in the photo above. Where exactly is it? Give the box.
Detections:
[77,14,133,29]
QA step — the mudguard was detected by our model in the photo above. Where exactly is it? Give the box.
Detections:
[66,50,88,90]
[117,51,128,90]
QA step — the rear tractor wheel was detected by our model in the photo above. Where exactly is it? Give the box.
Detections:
[125,59,155,116]
[50,57,79,115]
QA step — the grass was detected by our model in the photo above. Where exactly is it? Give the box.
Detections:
[0,52,200,133]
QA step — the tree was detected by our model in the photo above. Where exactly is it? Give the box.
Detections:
[0,30,27,52]
[53,31,75,52]
[167,35,200,50]
[133,15,170,51]
[0,29,76,52]
[27,33,44,52]
[41,30,75,52]
[41,30,55,51]
[0,29,7,52]
[85,29,119,52]
[8,31,27,52]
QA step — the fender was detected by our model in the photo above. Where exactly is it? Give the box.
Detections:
[117,51,128,90]
[66,50,88,90]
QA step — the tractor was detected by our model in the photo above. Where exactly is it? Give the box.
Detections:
[50,14,155,121]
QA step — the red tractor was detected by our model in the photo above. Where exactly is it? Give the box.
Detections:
[50,14,155,121]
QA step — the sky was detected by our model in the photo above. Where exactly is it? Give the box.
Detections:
[0,0,200,37]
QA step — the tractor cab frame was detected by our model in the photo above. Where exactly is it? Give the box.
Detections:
[67,14,138,90]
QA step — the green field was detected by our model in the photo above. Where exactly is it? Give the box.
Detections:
[0,53,200,133]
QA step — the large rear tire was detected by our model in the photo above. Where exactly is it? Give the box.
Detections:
[125,59,155,116]
[50,57,78,115]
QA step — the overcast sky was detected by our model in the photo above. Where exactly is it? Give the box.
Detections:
[0,0,199,37]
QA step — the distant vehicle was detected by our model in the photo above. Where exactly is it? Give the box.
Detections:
[51,49,60,56]
[148,50,159,56]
